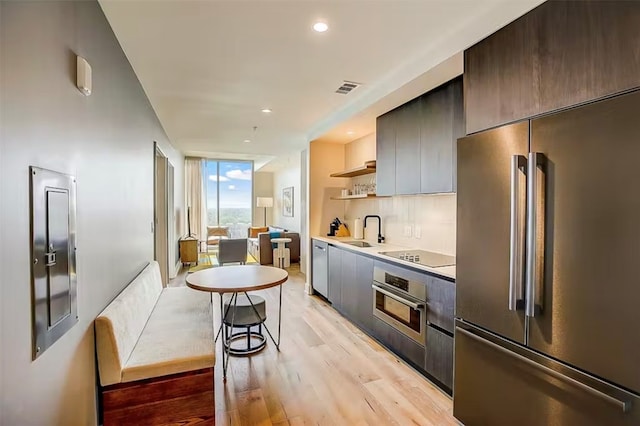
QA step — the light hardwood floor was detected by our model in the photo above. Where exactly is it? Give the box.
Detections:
[170,265,459,426]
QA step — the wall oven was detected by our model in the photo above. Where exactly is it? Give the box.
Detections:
[372,266,426,345]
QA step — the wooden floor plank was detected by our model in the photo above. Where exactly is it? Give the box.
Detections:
[364,379,436,426]
[169,264,457,426]
[215,409,241,426]
[263,393,287,424]
[236,389,272,426]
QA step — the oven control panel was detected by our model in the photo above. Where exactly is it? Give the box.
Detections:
[373,266,427,301]
[384,273,409,292]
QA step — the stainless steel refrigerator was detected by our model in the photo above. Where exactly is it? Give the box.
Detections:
[454,90,640,425]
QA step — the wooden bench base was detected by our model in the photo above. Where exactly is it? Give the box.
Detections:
[101,368,214,425]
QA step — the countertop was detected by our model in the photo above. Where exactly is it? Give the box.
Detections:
[312,236,456,281]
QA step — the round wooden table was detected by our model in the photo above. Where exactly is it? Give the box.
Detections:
[186,265,288,379]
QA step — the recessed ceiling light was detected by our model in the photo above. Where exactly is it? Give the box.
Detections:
[244,139,251,143]
[313,22,328,33]
[346,130,355,135]
[261,108,272,113]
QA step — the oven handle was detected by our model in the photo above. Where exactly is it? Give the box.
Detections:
[372,284,424,310]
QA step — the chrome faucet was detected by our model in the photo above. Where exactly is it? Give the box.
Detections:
[364,215,385,244]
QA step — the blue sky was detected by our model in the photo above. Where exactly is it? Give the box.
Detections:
[205,160,252,209]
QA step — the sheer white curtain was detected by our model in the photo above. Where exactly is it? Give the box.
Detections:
[184,157,206,241]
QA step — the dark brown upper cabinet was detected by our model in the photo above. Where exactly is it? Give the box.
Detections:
[421,77,464,194]
[465,0,640,135]
[464,7,539,135]
[395,98,422,195]
[376,77,463,195]
[376,111,396,196]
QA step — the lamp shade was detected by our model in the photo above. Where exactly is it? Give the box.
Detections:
[256,197,273,208]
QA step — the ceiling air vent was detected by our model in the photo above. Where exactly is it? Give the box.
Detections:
[335,81,361,95]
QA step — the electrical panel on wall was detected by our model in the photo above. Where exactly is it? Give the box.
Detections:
[30,166,78,360]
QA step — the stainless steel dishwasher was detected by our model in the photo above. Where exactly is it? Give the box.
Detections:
[311,240,328,298]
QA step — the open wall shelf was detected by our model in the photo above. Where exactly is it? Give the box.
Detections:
[330,193,387,200]
[330,164,376,178]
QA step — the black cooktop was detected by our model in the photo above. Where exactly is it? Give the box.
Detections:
[380,249,455,268]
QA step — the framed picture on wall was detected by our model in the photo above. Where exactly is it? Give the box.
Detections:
[282,186,294,217]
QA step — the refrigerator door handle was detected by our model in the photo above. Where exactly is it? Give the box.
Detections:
[457,326,632,413]
[509,155,527,311]
[526,152,546,317]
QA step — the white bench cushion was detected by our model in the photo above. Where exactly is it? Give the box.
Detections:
[95,262,163,386]
[121,287,214,383]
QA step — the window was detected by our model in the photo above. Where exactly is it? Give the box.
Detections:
[205,161,219,226]
[204,160,253,238]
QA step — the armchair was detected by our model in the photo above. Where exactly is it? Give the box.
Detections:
[206,226,229,249]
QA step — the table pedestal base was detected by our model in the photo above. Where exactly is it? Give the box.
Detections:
[223,327,266,356]
[216,288,282,380]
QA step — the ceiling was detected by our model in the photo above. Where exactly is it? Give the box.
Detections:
[99,0,543,169]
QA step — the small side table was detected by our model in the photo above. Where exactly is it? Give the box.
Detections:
[179,237,199,265]
[271,237,291,268]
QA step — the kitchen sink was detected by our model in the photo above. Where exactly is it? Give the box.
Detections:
[343,241,373,248]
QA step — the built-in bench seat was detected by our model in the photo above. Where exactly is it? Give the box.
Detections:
[95,261,215,425]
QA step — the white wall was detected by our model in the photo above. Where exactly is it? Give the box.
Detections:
[345,133,376,169]
[253,171,274,227]
[299,149,309,283]
[0,1,183,424]
[169,159,185,277]
[272,151,302,233]
[309,142,346,238]
[345,194,457,255]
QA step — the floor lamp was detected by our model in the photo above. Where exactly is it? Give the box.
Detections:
[256,197,273,226]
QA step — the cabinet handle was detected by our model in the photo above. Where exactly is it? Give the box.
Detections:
[314,245,326,251]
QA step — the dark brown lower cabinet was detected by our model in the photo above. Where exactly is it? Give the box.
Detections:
[354,255,374,334]
[426,275,456,334]
[327,246,342,311]
[424,325,454,391]
[327,245,454,394]
[339,250,357,317]
[372,317,425,369]
[329,246,374,336]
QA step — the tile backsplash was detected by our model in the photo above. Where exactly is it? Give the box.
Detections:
[344,192,456,255]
